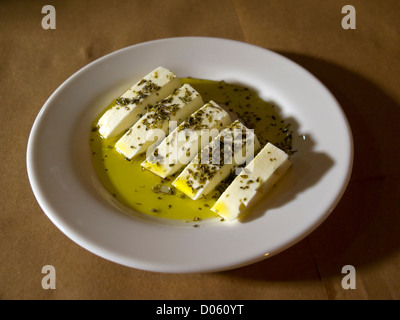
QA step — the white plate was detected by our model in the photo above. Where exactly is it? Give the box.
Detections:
[27,37,353,273]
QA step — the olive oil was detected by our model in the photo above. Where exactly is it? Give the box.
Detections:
[89,78,293,222]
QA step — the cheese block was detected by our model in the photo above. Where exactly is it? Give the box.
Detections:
[115,84,203,159]
[141,101,232,178]
[97,66,180,138]
[172,120,260,200]
[211,142,291,221]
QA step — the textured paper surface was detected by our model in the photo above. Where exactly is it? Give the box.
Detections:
[1,0,399,299]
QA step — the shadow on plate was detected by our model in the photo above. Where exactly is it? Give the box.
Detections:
[238,114,334,223]
[185,77,335,224]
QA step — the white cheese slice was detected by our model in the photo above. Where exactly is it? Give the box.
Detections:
[172,120,260,200]
[141,101,232,178]
[97,66,180,138]
[211,142,291,221]
[115,84,203,159]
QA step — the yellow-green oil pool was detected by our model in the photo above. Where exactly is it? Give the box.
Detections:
[89,78,294,222]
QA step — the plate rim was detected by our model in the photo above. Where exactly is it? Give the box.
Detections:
[26,36,354,273]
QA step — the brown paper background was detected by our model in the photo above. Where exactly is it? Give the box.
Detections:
[1,0,399,300]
